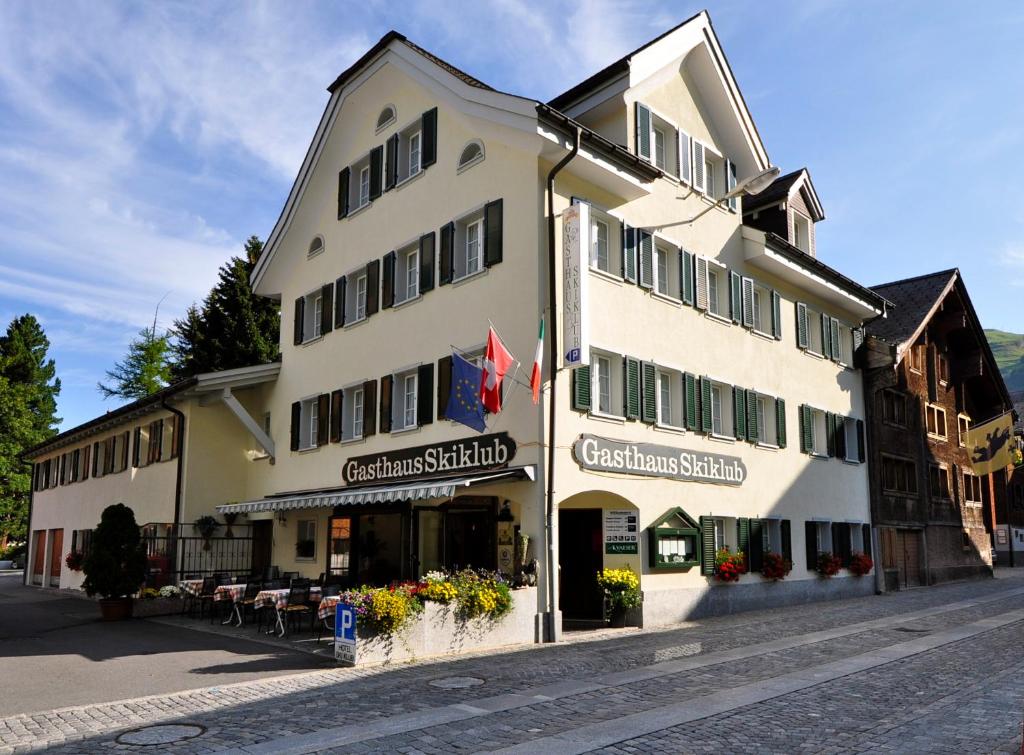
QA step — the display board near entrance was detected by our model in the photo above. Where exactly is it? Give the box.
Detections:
[573,434,747,486]
[604,509,639,554]
[341,432,516,485]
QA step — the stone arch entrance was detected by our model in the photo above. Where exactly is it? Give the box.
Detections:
[558,491,638,628]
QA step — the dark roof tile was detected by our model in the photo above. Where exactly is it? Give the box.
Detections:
[866,269,958,345]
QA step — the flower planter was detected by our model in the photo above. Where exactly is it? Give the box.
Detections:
[133,597,184,618]
[98,597,134,621]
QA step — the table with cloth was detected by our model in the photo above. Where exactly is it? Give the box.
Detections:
[213,583,248,626]
[253,586,322,636]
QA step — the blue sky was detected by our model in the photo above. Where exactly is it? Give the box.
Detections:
[1,1,1022,431]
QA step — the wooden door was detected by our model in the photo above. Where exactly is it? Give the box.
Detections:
[901,530,923,587]
[559,509,604,624]
[250,521,273,577]
[48,529,63,587]
[31,530,46,585]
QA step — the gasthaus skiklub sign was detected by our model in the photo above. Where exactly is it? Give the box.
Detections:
[341,432,517,485]
[573,434,747,487]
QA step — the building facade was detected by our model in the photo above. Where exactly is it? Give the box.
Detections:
[26,13,891,635]
[862,270,1015,588]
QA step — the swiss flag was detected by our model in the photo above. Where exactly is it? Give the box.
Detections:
[480,327,515,414]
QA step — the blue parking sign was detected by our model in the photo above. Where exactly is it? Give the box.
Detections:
[334,602,357,665]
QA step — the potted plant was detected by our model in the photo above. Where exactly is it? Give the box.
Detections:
[848,551,873,576]
[595,567,641,627]
[65,550,85,572]
[714,547,746,583]
[81,503,148,620]
[222,511,239,538]
[761,551,792,581]
[193,515,220,550]
[816,551,843,578]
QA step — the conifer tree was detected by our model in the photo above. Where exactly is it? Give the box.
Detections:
[97,323,172,400]
[0,315,60,548]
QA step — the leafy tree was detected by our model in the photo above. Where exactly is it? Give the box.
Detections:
[81,503,147,599]
[97,323,172,400]
[170,235,280,380]
[0,315,60,547]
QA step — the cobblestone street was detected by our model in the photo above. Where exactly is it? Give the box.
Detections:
[4,573,1024,754]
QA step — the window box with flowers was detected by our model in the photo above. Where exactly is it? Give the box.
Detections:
[817,551,842,578]
[65,550,85,572]
[761,551,792,581]
[848,551,873,576]
[714,548,746,582]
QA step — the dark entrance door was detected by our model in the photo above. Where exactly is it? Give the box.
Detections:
[559,508,604,625]
[251,521,273,577]
[445,509,496,572]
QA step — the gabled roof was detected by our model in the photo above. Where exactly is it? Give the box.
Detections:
[866,269,958,346]
[742,168,824,221]
[866,268,1013,410]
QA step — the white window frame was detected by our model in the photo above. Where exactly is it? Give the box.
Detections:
[585,205,623,278]
[806,305,825,356]
[963,471,984,506]
[764,519,783,554]
[705,260,728,319]
[708,380,733,440]
[709,516,736,553]
[302,288,324,344]
[392,370,418,432]
[594,218,610,272]
[394,119,425,185]
[656,367,683,429]
[590,349,624,419]
[958,414,971,447]
[355,274,367,322]
[751,282,773,337]
[408,131,421,178]
[341,384,365,442]
[453,216,484,282]
[926,403,947,440]
[842,417,859,462]
[810,408,829,457]
[814,521,833,554]
[651,238,680,300]
[312,295,323,339]
[299,397,319,451]
[394,243,420,306]
[836,322,853,365]
[793,212,811,253]
[756,394,779,447]
[358,165,370,208]
[653,126,667,170]
[929,463,951,500]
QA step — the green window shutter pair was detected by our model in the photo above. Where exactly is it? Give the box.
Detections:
[680,250,695,305]
[830,317,841,360]
[799,404,813,454]
[700,377,713,433]
[635,102,651,161]
[741,277,754,329]
[746,390,759,442]
[700,516,716,576]
[695,257,709,311]
[729,270,742,324]
[771,290,782,340]
[641,362,657,423]
[684,373,698,431]
[622,225,637,282]
[572,365,591,411]
[737,517,750,557]
[638,231,654,289]
[796,302,809,349]
[776,398,787,448]
[733,386,746,440]
[624,357,641,419]
[820,313,832,359]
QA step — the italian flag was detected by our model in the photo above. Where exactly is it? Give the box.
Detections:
[531,317,545,405]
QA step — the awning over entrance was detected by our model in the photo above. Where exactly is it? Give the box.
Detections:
[215,465,535,515]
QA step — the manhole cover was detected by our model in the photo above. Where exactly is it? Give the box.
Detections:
[116,724,206,745]
[429,676,485,689]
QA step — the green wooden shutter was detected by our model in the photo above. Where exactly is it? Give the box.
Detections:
[369,144,383,200]
[771,290,782,340]
[638,231,654,288]
[835,415,848,460]
[748,518,764,571]
[737,517,750,558]
[700,377,713,433]
[624,357,641,419]
[805,520,818,569]
[417,364,434,427]
[641,362,657,423]
[436,356,452,420]
[419,231,435,293]
[379,374,393,434]
[729,270,742,323]
[800,405,813,454]
[293,296,304,345]
[289,401,301,452]
[622,225,637,282]
[635,102,651,160]
[680,249,694,305]
[733,386,746,440]
[337,167,350,219]
[781,519,792,562]
[334,276,346,329]
[741,277,754,328]
[856,419,866,463]
[317,394,330,447]
[746,390,759,442]
[439,222,454,285]
[826,411,837,457]
[700,516,716,576]
[420,107,438,168]
[381,252,396,310]
[695,256,708,310]
[776,398,787,448]
[362,380,377,437]
[820,312,832,359]
[385,133,398,190]
[862,523,872,558]
[572,365,591,411]
[684,373,697,431]
[830,317,841,361]
[484,199,503,268]
[726,158,738,211]
[796,302,809,349]
[329,389,343,443]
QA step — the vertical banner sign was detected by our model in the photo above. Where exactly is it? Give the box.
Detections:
[334,602,357,666]
[561,203,590,369]
[604,509,639,554]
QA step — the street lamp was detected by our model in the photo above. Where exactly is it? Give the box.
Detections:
[645,166,781,232]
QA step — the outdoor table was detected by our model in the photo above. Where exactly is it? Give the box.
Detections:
[317,595,340,621]
[253,586,322,636]
[213,583,247,626]
[178,579,204,597]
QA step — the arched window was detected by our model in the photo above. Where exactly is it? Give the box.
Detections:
[457,140,484,172]
[308,236,324,258]
[376,105,396,131]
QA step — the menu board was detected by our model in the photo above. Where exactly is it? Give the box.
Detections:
[604,509,639,554]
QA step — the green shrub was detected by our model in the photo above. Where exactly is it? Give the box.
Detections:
[81,503,147,599]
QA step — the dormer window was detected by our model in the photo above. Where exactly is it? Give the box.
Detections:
[793,213,811,253]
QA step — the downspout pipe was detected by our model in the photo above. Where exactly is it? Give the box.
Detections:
[161,398,186,579]
[544,125,580,643]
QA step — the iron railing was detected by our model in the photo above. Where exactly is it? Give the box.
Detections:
[142,525,254,585]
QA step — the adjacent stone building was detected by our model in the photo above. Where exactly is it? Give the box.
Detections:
[862,269,1015,588]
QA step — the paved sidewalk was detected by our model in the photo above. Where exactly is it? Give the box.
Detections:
[3,574,1024,753]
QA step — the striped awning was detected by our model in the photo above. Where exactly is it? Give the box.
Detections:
[215,465,535,515]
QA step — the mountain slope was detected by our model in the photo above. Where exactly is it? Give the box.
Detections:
[985,329,1024,393]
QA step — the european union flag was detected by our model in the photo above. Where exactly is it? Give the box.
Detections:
[448,353,486,433]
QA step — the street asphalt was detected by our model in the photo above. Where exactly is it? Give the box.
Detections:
[0,574,332,716]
